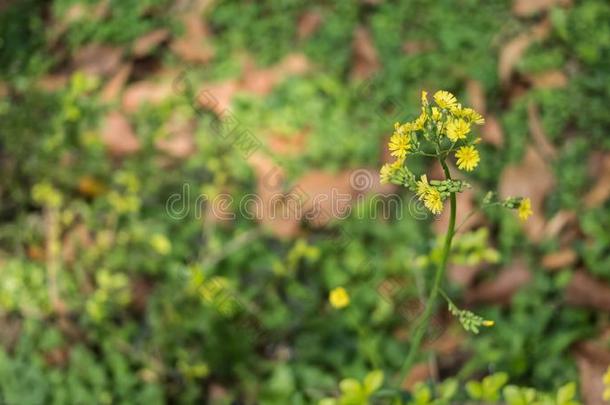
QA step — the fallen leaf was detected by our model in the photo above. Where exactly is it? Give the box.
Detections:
[100,63,132,102]
[155,113,196,158]
[526,69,568,89]
[351,26,380,80]
[543,210,577,239]
[122,80,173,113]
[566,270,610,312]
[541,249,577,270]
[499,147,555,241]
[585,153,610,208]
[196,79,240,115]
[481,115,504,147]
[513,0,572,17]
[241,53,311,96]
[297,10,323,40]
[466,79,486,115]
[402,362,433,390]
[170,15,215,64]
[100,111,140,156]
[73,43,122,76]
[449,264,483,287]
[198,54,310,115]
[247,152,301,238]
[573,342,610,405]
[37,74,69,92]
[498,19,551,85]
[527,101,558,159]
[133,28,170,57]
[297,170,355,228]
[466,259,532,305]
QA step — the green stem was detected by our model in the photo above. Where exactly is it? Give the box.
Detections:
[396,159,457,387]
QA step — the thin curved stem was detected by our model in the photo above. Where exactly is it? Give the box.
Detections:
[396,159,457,387]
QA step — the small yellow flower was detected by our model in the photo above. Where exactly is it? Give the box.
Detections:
[446,119,471,142]
[460,107,485,125]
[431,107,442,122]
[518,198,533,221]
[482,320,495,327]
[423,188,443,215]
[379,159,404,184]
[433,90,458,110]
[421,90,429,107]
[455,145,480,171]
[413,112,427,130]
[388,132,410,159]
[415,175,430,199]
[329,287,350,309]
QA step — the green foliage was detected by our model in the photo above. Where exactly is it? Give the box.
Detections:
[0,0,607,402]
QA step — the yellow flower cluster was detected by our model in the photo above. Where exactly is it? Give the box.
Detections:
[380,90,486,187]
[379,90,496,215]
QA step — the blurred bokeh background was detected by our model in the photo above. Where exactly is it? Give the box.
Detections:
[1,0,610,403]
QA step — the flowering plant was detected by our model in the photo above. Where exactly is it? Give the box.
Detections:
[379,90,532,385]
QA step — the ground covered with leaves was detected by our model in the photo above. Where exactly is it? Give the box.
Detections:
[1,0,610,403]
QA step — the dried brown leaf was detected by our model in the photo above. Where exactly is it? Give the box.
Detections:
[100,111,140,156]
[241,53,311,96]
[527,101,558,159]
[197,79,240,115]
[585,153,610,208]
[526,69,568,89]
[100,63,132,102]
[170,15,214,64]
[499,147,555,241]
[566,271,610,311]
[481,115,504,147]
[155,114,197,158]
[466,259,532,305]
[133,28,170,57]
[122,80,173,113]
[73,43,122,76]
[297,11,323,40]
[541,249,577,270]
[573,342,610,405]
[498,19,551,85]
[351,26,380,80]
[466,79,486,115]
